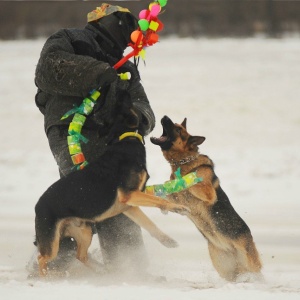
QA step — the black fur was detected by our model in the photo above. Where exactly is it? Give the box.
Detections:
[210,186,250,239]
[35,95,147,257]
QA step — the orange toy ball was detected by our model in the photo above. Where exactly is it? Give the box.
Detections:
[131,30,143,43]
[156,19,164,32]
[148,33,159,45]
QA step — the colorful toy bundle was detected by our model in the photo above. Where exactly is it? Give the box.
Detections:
[114,0,167,68]
[146,168,203,198]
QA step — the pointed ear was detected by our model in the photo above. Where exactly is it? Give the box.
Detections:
[188,135,206,147]
[125,109,139,128]
[181,118,187,129]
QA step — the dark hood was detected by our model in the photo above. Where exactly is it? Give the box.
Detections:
[88,12,138,59]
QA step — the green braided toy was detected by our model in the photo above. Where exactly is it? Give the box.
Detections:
[146,168,203,198]
[61,90,101,170]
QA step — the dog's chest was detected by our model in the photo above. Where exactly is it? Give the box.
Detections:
[169,190,223,242]
[169,190,243,251]
[169,191,214,230]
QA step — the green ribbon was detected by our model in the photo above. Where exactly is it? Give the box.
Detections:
[68,131,89,144]
[61,90,101,120]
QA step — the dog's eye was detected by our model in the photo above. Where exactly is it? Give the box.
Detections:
[175,128,181,133]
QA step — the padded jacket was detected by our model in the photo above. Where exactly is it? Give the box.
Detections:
[35,23,155,135]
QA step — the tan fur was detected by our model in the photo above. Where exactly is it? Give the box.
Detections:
[38,170,189,277]
[160,119,262,282]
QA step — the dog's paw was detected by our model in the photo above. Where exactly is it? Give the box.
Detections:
[171,205,191,216]
[236,272,265,283]
[159,236,179,248]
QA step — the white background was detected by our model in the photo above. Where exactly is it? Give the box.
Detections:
[0,37,299,299]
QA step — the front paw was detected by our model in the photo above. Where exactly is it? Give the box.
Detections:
[160,209,168,215]
[159,236,178,248]
[171,205,191,216]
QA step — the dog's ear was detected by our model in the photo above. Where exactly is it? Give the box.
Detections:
[187,135,205,150]
[117,91,138,128]
[125,109,139,128]
[181,118,187,129]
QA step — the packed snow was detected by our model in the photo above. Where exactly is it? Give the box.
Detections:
[0,37,299,299]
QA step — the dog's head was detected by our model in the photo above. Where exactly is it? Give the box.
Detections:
[106,90,142,144]
[150,116,205,152]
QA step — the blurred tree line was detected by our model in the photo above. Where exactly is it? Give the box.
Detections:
[0,0,300,40]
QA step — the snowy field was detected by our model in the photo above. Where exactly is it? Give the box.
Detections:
[0,37,300,299]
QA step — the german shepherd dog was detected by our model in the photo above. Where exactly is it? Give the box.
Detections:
[34,98,189,277]
[150,116,262,282]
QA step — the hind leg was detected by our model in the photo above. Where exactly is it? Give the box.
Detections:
[208,237,262,282]
[207,241,238,281]
[76,227,93,264]
[65,221,93,264]
[233,236,262,281]
[36,220,63,276]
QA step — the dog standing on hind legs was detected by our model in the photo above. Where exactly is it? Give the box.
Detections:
[150,116,263,282]
[34,97,189,277]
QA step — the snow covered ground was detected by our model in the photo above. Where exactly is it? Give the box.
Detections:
[0,37,300,299]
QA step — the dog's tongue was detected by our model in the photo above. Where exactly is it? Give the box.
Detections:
[150,136,167,145]
[158,136,167,142]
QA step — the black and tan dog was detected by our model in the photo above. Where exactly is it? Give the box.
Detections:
[150,116,262,282]
[35,99,189,277]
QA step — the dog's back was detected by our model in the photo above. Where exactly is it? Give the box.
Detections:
[177,156,262,282]
[35,138,146,242]
[195,155,251,239]
[168,154,252,241]
[34,98,196,277]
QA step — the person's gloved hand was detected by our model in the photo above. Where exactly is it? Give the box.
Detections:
[117,60,140,81]
[97,64,118,89]
[106,55,140,81]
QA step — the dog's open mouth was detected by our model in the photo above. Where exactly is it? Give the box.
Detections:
[150,128,168,146]
[150,116,174,150]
